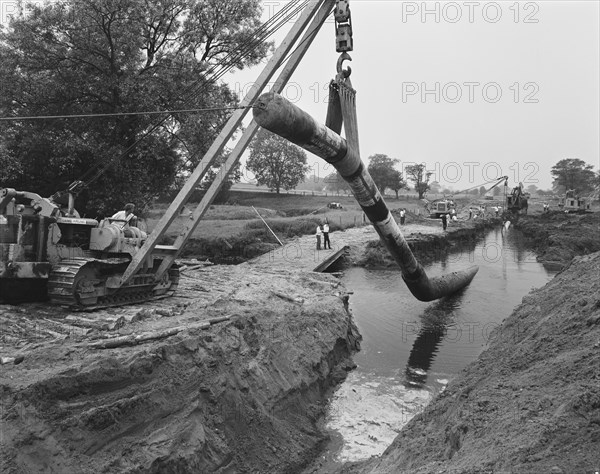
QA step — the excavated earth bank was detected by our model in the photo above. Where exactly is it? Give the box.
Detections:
[0,266,360,473]
[338,214,600,474]
[515,212,600,268]
[351,218,501,268]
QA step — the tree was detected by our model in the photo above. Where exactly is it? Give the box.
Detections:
[389,170,407,199]
[405,163,432,199]
[526,184,538,195]
[429,181,441,194]
[493,186,502,196]
[551,159,596,194]
[324,172,350,194]
[367,154,406,197]
[479,186,487,196]
[247,129,310,194]
[0,0,270,215]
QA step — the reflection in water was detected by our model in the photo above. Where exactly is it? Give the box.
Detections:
[404,290,466,387]
[426,238,478,271]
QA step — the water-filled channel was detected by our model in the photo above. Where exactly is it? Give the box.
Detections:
[325,227,557,462]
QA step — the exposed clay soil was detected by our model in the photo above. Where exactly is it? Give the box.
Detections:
[350,217,502,268]
[0,266,360,473]
[515,211,600,267]
[337,214,600,474]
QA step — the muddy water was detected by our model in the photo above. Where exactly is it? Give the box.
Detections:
[323,227,557,463]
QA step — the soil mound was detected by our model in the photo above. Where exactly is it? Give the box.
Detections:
[1,266,360,473]
[516,212,600,267]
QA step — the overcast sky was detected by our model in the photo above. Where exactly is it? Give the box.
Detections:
[229,0,599,191]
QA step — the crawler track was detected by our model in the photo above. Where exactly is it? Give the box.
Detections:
[48,258,179,310]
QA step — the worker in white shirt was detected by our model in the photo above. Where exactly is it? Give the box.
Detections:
[111,203,136,227]
[315,224,323,250]
[322,220,331,249]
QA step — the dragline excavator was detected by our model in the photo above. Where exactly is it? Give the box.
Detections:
[1,0,479,307]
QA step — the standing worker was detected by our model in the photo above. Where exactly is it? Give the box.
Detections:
[322,220,332,249]
[400,208,406,225]
[441,213,448,231]
[315,224,323,250]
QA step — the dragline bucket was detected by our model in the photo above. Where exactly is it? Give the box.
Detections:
[252,92,478,302]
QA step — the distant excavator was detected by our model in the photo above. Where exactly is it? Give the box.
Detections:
[506,182,529,215]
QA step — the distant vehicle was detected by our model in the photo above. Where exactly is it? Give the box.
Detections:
[506,183,529,215]
[327,202,343,209]
[425,198,455,218]
[558,189,592,213]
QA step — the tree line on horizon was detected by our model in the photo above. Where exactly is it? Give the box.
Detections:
[318,156,600,200]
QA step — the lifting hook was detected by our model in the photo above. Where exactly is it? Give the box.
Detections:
[336,52,352,78]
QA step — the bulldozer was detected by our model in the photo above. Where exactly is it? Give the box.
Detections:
[0,187,178,307]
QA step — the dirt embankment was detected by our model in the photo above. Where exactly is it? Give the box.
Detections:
[0,266,360,473]
[351,218,502,268]
[515,212,600,267]
[338,219,600,473]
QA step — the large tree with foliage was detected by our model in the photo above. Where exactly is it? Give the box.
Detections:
[247,130,310,194]
[0,0,270,215]
[367,154,406,198]
[405,163,432,199]
[551,159,596,195]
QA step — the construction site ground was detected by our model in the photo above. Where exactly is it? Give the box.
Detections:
[1,209,599,473]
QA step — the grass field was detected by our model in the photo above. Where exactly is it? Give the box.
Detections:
[144,190,428,241]
[141,189,599,262]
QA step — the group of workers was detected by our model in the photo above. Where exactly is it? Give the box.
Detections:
[467,205,502,220]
